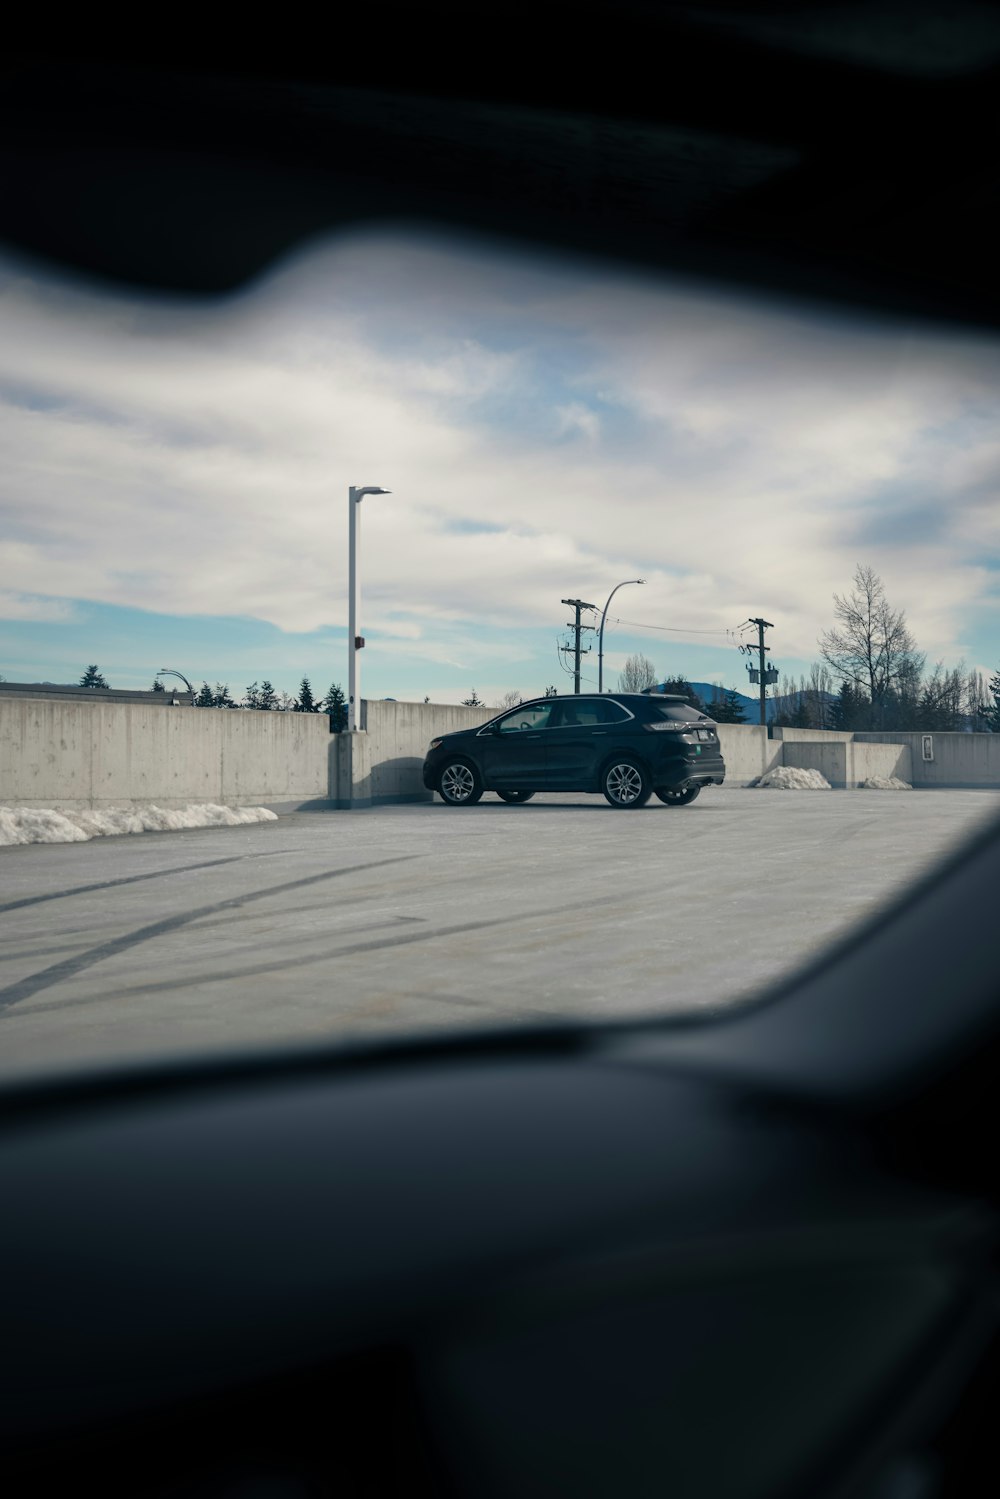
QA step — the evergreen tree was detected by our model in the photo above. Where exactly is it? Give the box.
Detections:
[659,676,707,714]
[295,677,318,712]
[151,678,165,693]
[985,668,1000,732]
[195,682,215,707]
[213,684,235,708]
[829,681,868,731]
[462,688,483,706]
[259,681,278,711]
[80,665,109,689]
[322,682,348,731]
[543,685,558,697]
[709,688,746,724]
[244,681,263,710]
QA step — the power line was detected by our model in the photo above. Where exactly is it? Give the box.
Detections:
[605,616,738,637]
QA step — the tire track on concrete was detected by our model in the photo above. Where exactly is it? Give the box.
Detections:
[5,900,597,1018]
[0,857,417,1015]
[0,851,289,916]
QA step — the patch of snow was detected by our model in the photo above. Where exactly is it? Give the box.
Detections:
[752,766,832,791]
[0,803,278,848]
[858,776,912,790]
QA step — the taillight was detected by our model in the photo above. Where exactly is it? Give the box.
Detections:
[643,721,685,732]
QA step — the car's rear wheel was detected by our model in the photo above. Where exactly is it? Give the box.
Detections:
[496,790,535,803]
[602,758,652,808]
[438,760,483,805]
[655,785,701,806]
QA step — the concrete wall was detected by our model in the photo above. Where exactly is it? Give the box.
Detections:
[772,727,854,744]
[714,724,781,785]
[782,739,911,789]
[333,700,496,808]
[857,732,1000,788]
[5,692,997,813]
[0,696,333,810]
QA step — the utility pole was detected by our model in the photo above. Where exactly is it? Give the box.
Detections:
[560,599,597,693]
[747,617,775,726]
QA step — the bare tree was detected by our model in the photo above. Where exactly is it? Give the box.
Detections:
[617,653,657,693]
[494,690,523,710]
[819,565,923,728]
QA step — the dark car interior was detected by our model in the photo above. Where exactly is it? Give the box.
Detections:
[4,7,1000,1496]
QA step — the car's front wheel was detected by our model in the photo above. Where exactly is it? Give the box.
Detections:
[438,760,483,806]
[602,758,652,808]
[655,785,701,806]
[496,790,535,804]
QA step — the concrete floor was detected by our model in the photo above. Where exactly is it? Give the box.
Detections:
[3,788,1000,1082]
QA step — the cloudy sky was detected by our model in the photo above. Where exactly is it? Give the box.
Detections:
[1,226,998,706]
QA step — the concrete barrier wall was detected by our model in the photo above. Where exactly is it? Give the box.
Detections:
[4,692,995,812]
[772,727,854,744]
[857,732,1000,788]
[782,739,910,788]
[334,700,497,807]
[0,695,333,810]
[853,740,912,785]
[714,724,780,784]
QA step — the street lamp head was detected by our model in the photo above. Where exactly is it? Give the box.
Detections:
[353,486,391,500]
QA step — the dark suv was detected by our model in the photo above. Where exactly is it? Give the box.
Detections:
[422,693,726,808]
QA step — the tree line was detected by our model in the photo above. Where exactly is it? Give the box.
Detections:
[596,563,1000,733]
[77,667,350,728]
[783,564,999,732]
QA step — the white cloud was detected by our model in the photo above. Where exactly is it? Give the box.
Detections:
[1,230,998,676]
[0,590,78,622]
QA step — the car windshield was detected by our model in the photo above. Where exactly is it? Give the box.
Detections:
[2,225,1000,1082]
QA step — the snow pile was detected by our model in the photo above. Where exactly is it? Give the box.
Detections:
[858,776,912,791]
[0,803,278,848]
[752,766,832,791]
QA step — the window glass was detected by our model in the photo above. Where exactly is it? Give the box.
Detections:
[497,704,555,732]
[651,703,709,723]
[551,700,610,728]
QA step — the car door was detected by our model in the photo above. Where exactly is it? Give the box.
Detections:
[477,701,555,788]
[544,698,628,788]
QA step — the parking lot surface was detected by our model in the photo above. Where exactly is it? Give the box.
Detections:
[2,789,999,1081]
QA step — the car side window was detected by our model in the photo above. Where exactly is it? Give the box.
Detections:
[497,704,555,732]
[551,700,608,728]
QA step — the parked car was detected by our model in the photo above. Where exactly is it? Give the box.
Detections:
[422,693,726,807]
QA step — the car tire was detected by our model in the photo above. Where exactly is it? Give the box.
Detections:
[655,786,701,806]
[602,758,653,808]
[438,759,484,806]
[496,790,535,803]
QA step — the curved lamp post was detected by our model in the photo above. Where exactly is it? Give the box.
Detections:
[157,667,194,703]
[597,579,645,692]
[348,485,391,732]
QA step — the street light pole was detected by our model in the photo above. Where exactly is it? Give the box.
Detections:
[348,485,391,733]
[597,579,645,692]
[157,668,194,703]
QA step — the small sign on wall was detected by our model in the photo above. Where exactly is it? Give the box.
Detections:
[922,734,934,762]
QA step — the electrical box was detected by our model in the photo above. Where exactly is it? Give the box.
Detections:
[354,636,365,649]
